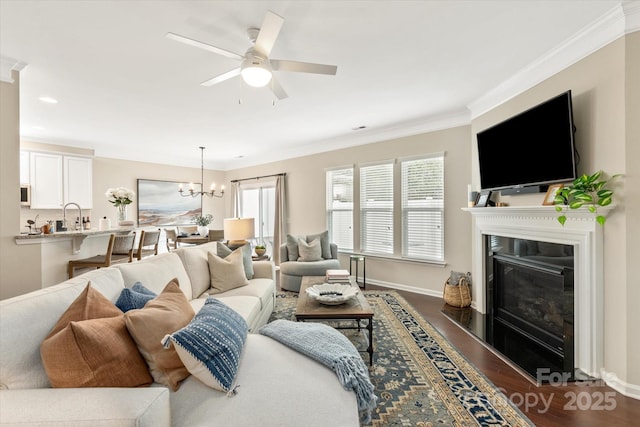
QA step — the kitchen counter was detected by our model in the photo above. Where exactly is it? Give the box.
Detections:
[14,227,137,289]
[15,227,133,240]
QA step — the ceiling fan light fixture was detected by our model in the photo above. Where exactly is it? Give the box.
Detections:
[241,53,272,87]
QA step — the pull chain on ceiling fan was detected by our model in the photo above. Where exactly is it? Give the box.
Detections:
[166,10,338,100]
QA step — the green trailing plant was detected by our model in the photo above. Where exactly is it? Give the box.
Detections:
[553,171,622,226]
[255,245,266,250]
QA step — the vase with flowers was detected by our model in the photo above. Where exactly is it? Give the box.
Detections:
[192,214,213,237]
[105,187,136,224]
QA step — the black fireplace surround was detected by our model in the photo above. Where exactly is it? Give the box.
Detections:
[485,236,575,381]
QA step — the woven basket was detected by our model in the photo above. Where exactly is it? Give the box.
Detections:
[443,277,472,308]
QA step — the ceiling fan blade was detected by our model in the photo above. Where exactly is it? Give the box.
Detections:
[270,59,337,75]
[200,68,241,86]
[254,11,284,57]
[166,32,243,61]
[270,76,288,100]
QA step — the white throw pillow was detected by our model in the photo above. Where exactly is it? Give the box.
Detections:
[297,238,322,262]
[208,249,249,292]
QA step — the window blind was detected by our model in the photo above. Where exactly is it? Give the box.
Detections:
[360,162,393,254]
[401,155,444,261]
[326,168,353,250]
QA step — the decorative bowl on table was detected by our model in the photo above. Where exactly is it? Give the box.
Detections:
[306,283,358,305]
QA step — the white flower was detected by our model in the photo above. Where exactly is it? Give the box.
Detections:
[105,187,135,206]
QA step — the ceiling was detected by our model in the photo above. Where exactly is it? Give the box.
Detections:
[0,0,626,170]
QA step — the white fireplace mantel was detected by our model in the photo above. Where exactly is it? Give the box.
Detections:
[463,205,612,378]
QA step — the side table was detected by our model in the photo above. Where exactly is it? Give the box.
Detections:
[349,255,366,289]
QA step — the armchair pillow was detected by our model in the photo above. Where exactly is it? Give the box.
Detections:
[286,230,332,260]
[124,279,194,391]
[41,283,153,388]
[298,238,322,262]
[162,298,248,393]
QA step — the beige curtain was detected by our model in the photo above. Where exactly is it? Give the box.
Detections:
[273,175,286,265]
[230,182,240,218]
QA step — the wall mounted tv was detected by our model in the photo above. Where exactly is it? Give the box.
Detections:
[476,90,578,195]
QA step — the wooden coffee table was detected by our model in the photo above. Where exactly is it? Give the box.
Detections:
[296,276,374,365]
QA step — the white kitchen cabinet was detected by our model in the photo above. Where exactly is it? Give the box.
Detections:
[64,156,93,208]
[28,151,93,209]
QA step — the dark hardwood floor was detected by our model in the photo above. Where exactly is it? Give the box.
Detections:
[365,284,640,427]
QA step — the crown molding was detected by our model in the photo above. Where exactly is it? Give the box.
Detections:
[0,56,27,84]
[468,3,635,119]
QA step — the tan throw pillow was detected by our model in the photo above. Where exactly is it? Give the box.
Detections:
[41,283,153,388]
[298,238,322,262]
[124,279,195,391]
[208,249,249,292]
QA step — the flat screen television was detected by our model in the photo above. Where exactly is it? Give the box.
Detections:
[476,90,577,194]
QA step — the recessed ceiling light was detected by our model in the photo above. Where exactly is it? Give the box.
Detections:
[39,96,58,104]
[351,125,366,131]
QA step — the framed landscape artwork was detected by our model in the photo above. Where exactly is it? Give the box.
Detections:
[137,179,202,226]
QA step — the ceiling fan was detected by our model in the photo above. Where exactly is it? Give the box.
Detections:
[166,10,338,100]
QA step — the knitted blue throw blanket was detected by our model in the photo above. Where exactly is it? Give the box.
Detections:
[259,319,377,424]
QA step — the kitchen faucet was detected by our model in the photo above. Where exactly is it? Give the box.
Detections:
[63,202,83,231]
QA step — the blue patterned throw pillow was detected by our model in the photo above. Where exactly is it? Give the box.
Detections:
[115,282,157,312]
[162,298,248,393]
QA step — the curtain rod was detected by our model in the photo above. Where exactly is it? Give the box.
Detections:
[230,173,286,183]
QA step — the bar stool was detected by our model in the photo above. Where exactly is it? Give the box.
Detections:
[349,255,366,289]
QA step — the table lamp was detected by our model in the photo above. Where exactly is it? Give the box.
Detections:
[223,218,255,249]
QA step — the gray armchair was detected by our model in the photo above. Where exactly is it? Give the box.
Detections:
[279,242,340,292]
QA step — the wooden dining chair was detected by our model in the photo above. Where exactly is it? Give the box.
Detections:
[136,228,161,260]
[111,232,137,265]
[67,232,137,278]
[68,234,116,278]
[165,228,178,251]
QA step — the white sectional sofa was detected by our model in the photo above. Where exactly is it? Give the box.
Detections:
[0,242,359,426]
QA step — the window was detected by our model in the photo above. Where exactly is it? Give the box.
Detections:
[360,162,394,255]
[239,183,276,254]
[401,155,444,261]
[326,168,353,250]
[326,152,445,263]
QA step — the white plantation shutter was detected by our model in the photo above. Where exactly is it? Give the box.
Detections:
[360,162,393,254]
[401,154,444,261]
[326,168,353,250]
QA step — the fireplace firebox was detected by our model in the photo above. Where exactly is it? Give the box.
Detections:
[485,236,574,381]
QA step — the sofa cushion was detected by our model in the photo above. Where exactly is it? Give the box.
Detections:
[115,253,193,300]
[168,334,359,427]
[298,238,322,262]
[115,282,157,312]
[173,242,218,299]
[217,243,254,280]
[0,268,125,390]
[41,283,153,388]
[164,298,247,393]
[124,280,194,391]
[207,250,249,293]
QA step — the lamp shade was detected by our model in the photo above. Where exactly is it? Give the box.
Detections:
[223,218,255,241]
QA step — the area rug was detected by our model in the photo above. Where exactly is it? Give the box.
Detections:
[269,291,534,426]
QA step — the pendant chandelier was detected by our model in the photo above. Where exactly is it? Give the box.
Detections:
[178,147,224,198]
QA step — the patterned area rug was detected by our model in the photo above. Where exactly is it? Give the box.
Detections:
[269,290,534,426]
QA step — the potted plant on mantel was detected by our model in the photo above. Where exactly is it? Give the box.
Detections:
[553,170,622,226]
[192,214,213,238]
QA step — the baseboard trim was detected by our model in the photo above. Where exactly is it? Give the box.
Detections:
[363,278,442,299]
[600,369,640,400]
